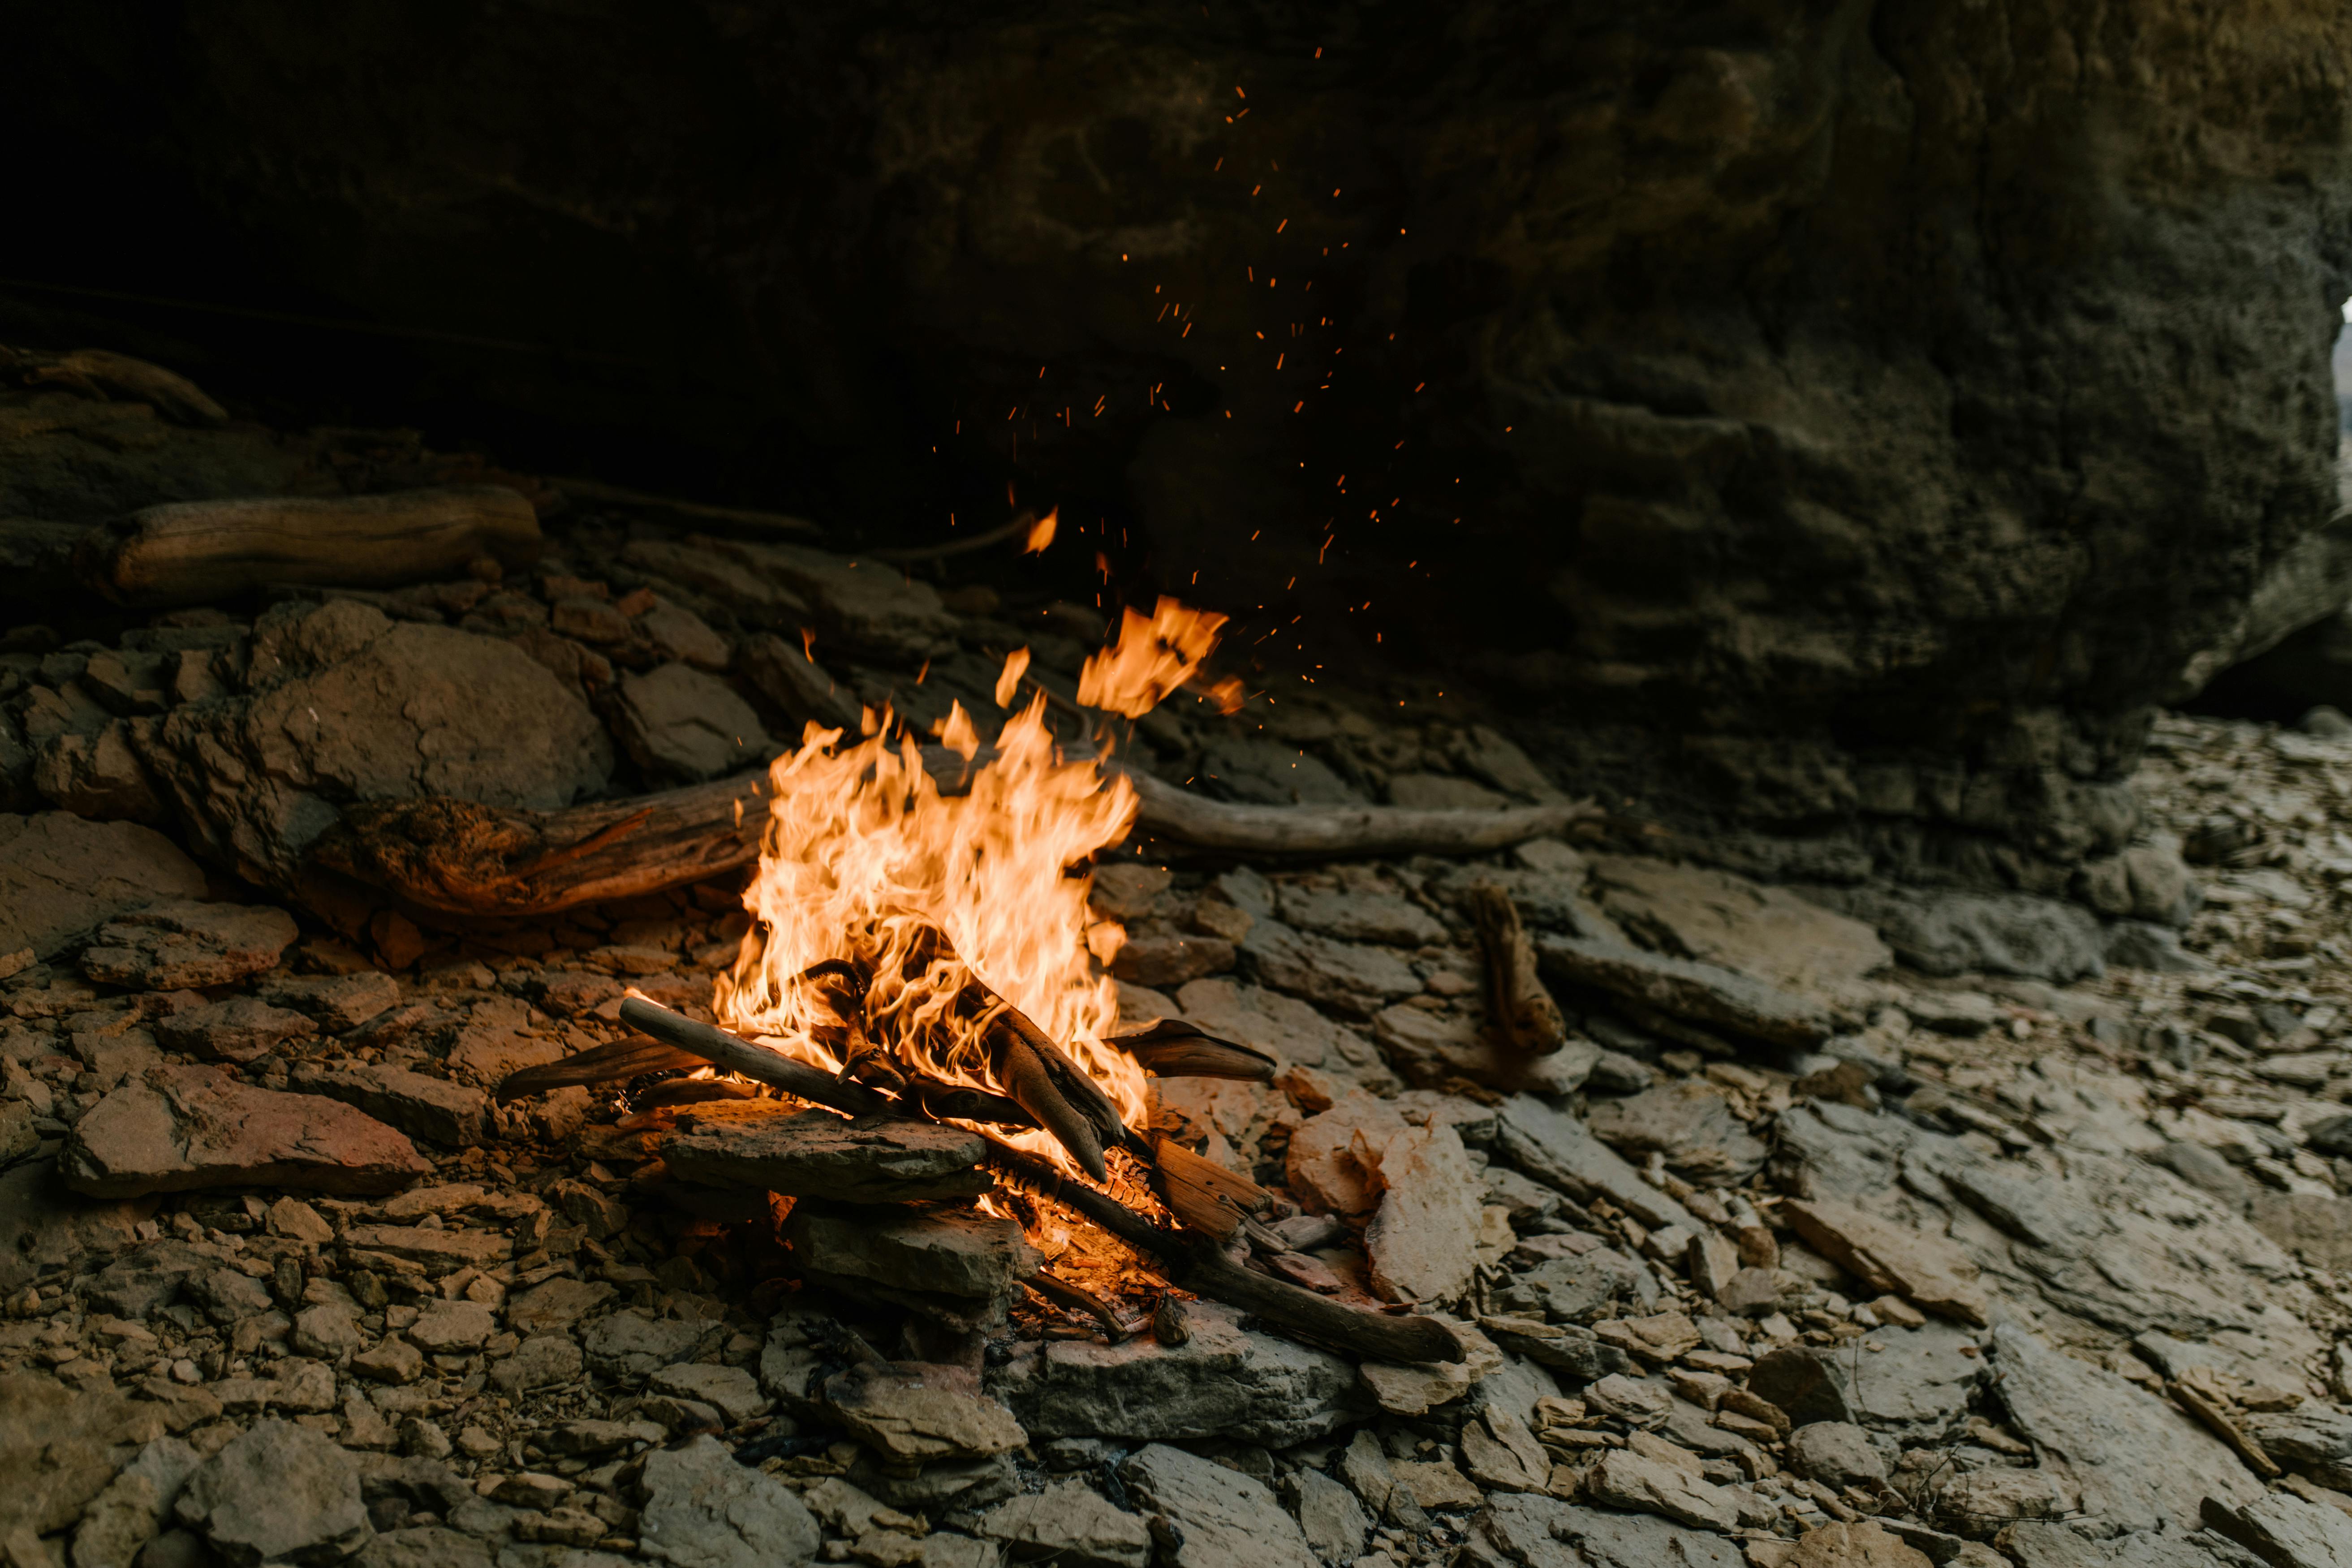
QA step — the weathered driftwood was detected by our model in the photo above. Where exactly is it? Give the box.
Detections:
[494,1035,710,1102]
[1,345,228,425]
[612,998,1463,1365]
[79,484,543,609]
[1111,1019,1277,1081]
[1148,1133,1278,1242]
[306,752,1589,918]
[1465,882,1568,1056]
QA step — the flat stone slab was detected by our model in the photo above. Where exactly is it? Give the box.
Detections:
[174,1417,372,1567]
[662,1107,992,1203]
[156,996,317,1064]
[1120,1442,1320,1568]
[989,1300,1362,1447]
[1534,933,1832,1048]
[82,899,299,990]
[292,1062,491,1147]
[61,1065,429,1198]
[0,810,205,962]
[823,1359,1028,1463]
[786,1201,1039,1304]
[1495,1094,1697,1233]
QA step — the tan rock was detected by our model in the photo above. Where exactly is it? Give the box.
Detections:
[1286,1094,1407,1216]
[1786,1521,1934,1568]
[1781,1198,1989,1326]
[823,1361,1026,1463]
[0,812,204,963]
[60,1067,429,1199]
[1584,1447,1740,1531]
[81,900,298,991]
[1388,1458,1482,1512]
[1587,856,1892,1000]
[1365,1123,1484,1306]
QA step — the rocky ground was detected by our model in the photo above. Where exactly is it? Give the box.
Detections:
[9,377,2352,1568]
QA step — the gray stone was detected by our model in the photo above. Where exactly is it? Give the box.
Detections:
[1989,1322,2262,1534]
[786,1202,1038,1330]
[1171,978,1380,1074]
[734,633,863,731]
[635,1434,820,1568]
[844,1452,1019,1517]
[1477,1316,1634,1379]
[582,1310,726,1380]
[1585,855,1891,997]
[408,1300,497,1353]
[647,1364,767,1425]
[1534,934,1833,1048]
[1241,918,1421,1018]
[0,811,204,962]
[661,1108,991,1202]
[491,1336,585,1395]
[974,1478,1151,1568]
[62,1066,431,1198]
[356,1526,497,1568]
[2200,1489,2352,1568]
[2243,1406,2352,1489]
[1490,1248,1656,1326]
[1195,736,1364,807]
[1802,885,2106,983]
[264,971,401,1031]
[1494,1094,1697,1232]
[155,996,317,1063]
[1582,1447,1740,1532]
[1473,1494,1746,1568]
[2247,1193,2352,1270]
[293,1062,493,1147]
[81,900,298,991]
[1747,1346,1855,1428]
[1119,1442,1319,1568]
[69,1437,201,1568]
[823,1359,1026,1463]
[1583,1081,1769,1184]
[2104,921,2215,974]
[1787,1422,1887,1489]
[1842,1321,1986,1439]
[989,1300,1362,1446]
[1364,1121,1484,1306]
[709,538,959,663]
[507,1278,616,1334]
[1276,883,1447,947]
[608,661,771,783]
[175,1417,372,1567]
[1283,1468,1370,1566]
[142,599,613,889]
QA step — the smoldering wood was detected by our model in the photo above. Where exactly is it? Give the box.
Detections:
[1111,1018,1278,1081]
[616,997,1465,1365]
[78,484,544,609]
[1465,881,1569,1056]
[1,344,228,425]
[1024,1269,1140,1340]
[1147,1134,1279,1243]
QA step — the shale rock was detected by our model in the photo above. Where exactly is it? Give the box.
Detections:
[81,899,299,990]
[1804,886,2107,983]
[0,810,205,961]
[636,1434,821,1568]
[990,1300,1361,1445]
[291,1062,493,1147]
[662,1107,991,1202]
[607,660,772,782]
[174,1417,373,1567]
[1988,1322,2261,1533]
[974,1478,1152,1568]
[823,1359,1028,1462]
[1494,1094,1697,1232]
[786,1202,1040,1331]
[1119,1442,1319,1568]
[1364,1121,1484,1305]
[0,1373,163,1538]
[62,1066,431,1197]
[155,995,317,1063]
[1472,1495,1746,1568]
[1241,917,1422,1018]
[1534,935,1832,1048]
[1172,977,1385,1077]
[1586,856,1891,999]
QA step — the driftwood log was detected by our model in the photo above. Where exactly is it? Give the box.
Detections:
[1465,882,1568,1056]
[306,748,1594,919]
[610,998,1463,1365]
[78,484,544,609]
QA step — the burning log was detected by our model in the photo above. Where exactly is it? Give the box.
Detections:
[1464,882,1568,1056]
[78,485,543,609]
[1111,1019,1277,1081]
[613,997,1464,1366]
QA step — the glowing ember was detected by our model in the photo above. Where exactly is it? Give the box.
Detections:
[1077,596,1233,718]
[1023,507,1059,554]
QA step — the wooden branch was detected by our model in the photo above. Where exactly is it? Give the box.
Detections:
[304,748,1589,919]
[1111,1019,1277,1081]
[617,998,1464,1365]
[78,485,543,609]
[2,345,227,426]
[1465,882,1568,1056]
[308,773,767,918]
[495,1035,711,1103]
[866,511,1036,563]
[551,476,823,538]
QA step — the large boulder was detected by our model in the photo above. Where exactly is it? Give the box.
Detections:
[0,811,206,962]
[139,599,611,887]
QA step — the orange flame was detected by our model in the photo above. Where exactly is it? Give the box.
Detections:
[1024,508,1059,554]
[1077,596,1231,718]
[715,693,1148,1172]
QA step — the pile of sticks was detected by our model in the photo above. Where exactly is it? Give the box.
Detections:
[507,990,1465,1366]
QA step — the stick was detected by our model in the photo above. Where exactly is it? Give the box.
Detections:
[1024,1270,1141,1341]
[619,999,1463,1365]
[80,485,544,609]
[303,756,1588,918]
[551,476,823,538]
[1111,1019,1277,1081]
[866,512,1037,563]
[1465,882,1568,1056]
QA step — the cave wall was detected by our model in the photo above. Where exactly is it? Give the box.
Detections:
[6,0,2352,891]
